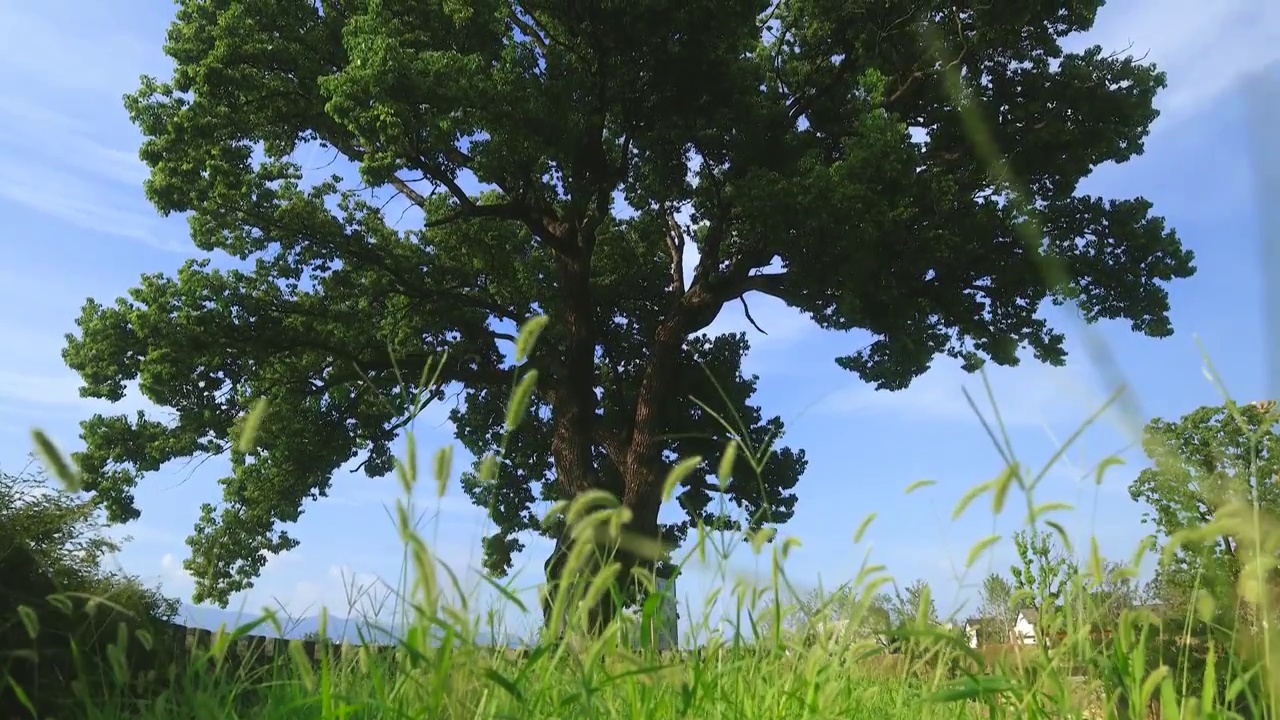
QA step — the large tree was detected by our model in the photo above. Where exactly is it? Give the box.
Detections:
[64,0,1193,624]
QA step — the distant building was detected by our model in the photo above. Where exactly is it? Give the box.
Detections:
[962,609,1040,647]
[1011,609,1038,644]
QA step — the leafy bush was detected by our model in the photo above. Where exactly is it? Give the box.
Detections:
[0,462,179,719]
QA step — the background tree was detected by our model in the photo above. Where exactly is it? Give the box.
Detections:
[63,0,1192,630]
[977,572,1017,643]
[897,578,939,626]
[1124,401,1280,720]
[755,581,890,646]
[1011,528,1076,639]
[1129,400,1280,621]
[1084,558,1140,622]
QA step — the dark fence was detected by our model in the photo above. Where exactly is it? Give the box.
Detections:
[157,620,401,667]
[131,619,531,675]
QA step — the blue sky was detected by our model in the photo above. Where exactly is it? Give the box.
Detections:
[0,0,1277,641]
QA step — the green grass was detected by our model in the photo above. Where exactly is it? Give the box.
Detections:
[61,633,986,720]
[13,377,1277,720]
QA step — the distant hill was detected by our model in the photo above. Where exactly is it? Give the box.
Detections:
[178,605,522,648]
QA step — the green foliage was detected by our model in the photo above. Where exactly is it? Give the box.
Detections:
[1083,559,1141,622]
[1123,400,1280,713]
[63,0,1192,608]
[1010,528,1076,639]
[0,463,179,719]
[1129,400,1280,613]
[1011,530,1075,607]
[753,581,891,649]
[898,579,939,626]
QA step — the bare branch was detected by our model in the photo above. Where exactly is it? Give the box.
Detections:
[739,296,769,335]
[405,160,576,256]
[388,175,432,208]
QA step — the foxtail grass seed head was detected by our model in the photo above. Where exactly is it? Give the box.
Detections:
[853,512,876,544]
[397,432,419,495]
[966,535,1001,569]
[476,454,500,484]
[663,455,702,502]
[30,429,80,492]
[433,445,453,498]
[505,369,539,433]
[514,314,549,363]
[235,397,270,454]
[904,478,936,495]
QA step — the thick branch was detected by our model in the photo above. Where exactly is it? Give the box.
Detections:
[690,171,729,289]
[623,266,792,475]
[663,206,686,296]
[507,9,548,50]
[736,271,794,303]
[325,128,575,257]
[406,162,575,257]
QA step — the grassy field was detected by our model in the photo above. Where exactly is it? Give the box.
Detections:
[20,601,1116,720]
[9,411,1273,720]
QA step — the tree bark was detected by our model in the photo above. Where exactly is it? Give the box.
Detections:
[542,250,609,635]
[539,242,730,639]
[541,303,688,638]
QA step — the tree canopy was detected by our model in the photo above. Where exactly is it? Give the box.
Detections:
[64,0,1193,609]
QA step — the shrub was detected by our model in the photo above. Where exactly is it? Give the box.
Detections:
[0,462,179,719]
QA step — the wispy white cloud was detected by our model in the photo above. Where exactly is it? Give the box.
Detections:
[109,523,183,547]
[158,547,322,612]
[813,355,1116,429]
[328,479,490,521]
[0,3,187,252]
[0,160,172,248]
[0,4,163,101]
[158,552,192,590]
[1075,0,1279,124]
[0,370,88,411]
[0,369,155,419]
[281,564,395,618]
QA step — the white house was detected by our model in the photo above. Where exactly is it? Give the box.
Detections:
[1011,609,1038,644]
[962,609,1041,648]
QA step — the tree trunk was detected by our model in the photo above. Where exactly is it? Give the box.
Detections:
[542,463,664,640]
[539,248,717,640]
[542,252,607,636]
[541,313,684,639]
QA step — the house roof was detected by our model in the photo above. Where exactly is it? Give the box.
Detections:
[1018,608,1039,623]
